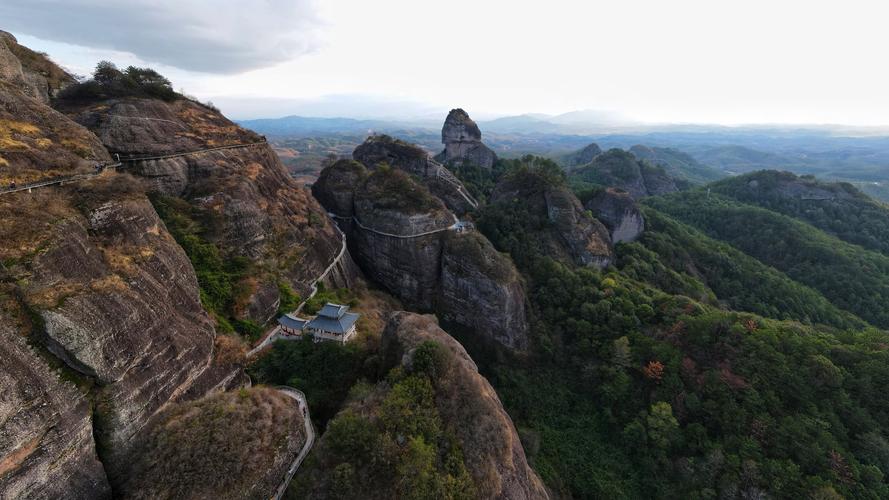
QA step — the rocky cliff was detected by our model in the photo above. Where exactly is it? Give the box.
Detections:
[0,74,108,185]
[573,148,678,198]
[313,161,530,350]
[0,31,73,104]
[561,142,602,168]
[491,169,614,268]
[0,300,110,499]
[585,187,645,243]
[0,36,320,498]
[435,108,498,169]
[60,96,357,322]
[1,179,224,484]
[353,134,478,215]
[381,313,549,499]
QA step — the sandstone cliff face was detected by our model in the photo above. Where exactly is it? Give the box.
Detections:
[585,187,645,243]
[311,159,368,217]
[0,304,110,500]
[14,190,217,482]
[0,80,109,186]
[438,232,529,350]
[63,97,356,319]
[353,134,477,215]
[0,31,73,104]
[313,162,530,350]
[575,149,678,198]
[435,108,498,169]
[491,172,614,268]
[382,313,549,499]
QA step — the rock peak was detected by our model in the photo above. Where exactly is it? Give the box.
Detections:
[436,108,497,169]
[441,108,482,143]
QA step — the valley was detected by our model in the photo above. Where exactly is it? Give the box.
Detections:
[4,24,889,500]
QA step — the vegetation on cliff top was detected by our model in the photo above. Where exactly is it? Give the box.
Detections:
[290,340,477,500]
[472,186,889,498]
[357,166,444,215]
[57,61,179,102]
[710,170,889,256]
[647,191,889,329]
[120,387,304,500]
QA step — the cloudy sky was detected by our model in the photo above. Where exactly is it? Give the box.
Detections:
[3,0,888,124]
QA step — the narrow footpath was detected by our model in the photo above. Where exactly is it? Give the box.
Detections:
[247,219,348,357]
[0,141,266,197]
[272,386,315,500]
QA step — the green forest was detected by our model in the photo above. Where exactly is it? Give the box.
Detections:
[471,163,889,498]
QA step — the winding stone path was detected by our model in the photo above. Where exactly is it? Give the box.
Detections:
[329,212,463,239]
[247,219,349,357]
[272,386,315,500]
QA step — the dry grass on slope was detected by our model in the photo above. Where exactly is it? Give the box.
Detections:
[121,386,305,500]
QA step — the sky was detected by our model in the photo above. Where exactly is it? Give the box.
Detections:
[2,0,889,125]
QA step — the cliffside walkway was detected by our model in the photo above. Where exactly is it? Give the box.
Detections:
[330,212,466,239]
[247,218,348,357]
[0,141,267,197]
[113,140,267,163]
[0,162,122,196]
[273,386,316,500]
[431,161,479,209]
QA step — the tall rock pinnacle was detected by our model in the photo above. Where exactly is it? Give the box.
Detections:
[435,108,498,169]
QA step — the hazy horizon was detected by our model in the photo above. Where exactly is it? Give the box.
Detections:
[4,0,889,127]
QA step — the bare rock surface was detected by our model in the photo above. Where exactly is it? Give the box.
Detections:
[63,96,356,313]
[313,163,530,350]
[585,187,645,243]
[435,108,498,169]
[20,194,217,482]
[0,303,111,500]
[0,30,74,104]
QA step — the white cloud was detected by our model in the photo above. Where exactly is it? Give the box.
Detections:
[8,0,889,125]
[0,0,323,73]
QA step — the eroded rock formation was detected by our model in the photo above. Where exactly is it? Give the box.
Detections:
[585,187,645,243]
[353,134,478,215]
[0,30,74,104]
[491,170,614,268]
[313,160,530,350]
[435,108,498,169]
[575,148,678,198]
[62,96,358,321]
[562,142,602,168]
[0,303,111,499]
[381,313,549,499]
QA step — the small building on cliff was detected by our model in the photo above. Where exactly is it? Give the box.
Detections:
[277,303,359,344]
